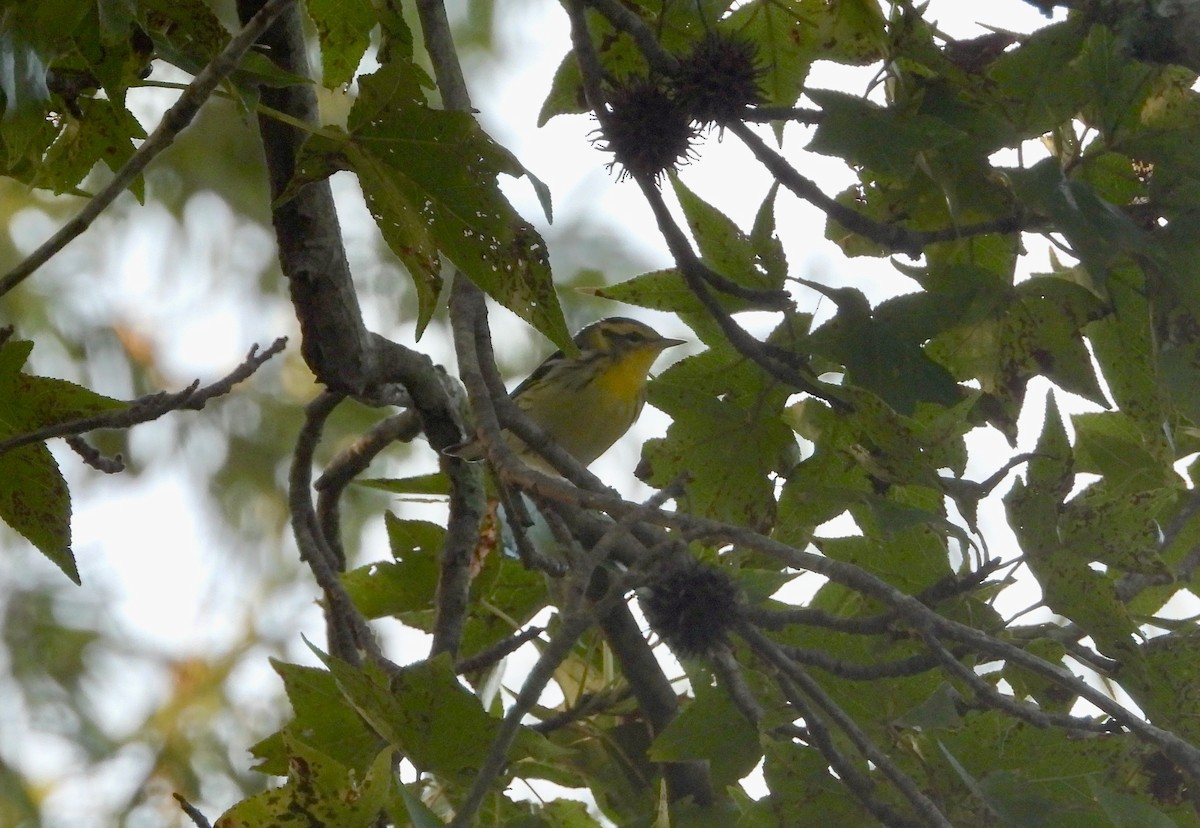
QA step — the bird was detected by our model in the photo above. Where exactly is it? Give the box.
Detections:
[451,317,684,472]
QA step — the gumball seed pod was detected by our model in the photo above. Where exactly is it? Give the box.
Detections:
[673,34,764,127]
[640,561,740,657]
[593,76,697,181]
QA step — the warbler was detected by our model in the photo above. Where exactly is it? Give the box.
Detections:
[454,317,684,471]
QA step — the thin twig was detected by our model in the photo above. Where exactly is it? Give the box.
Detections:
[743,623,953,828]
[290,392,386,667]
[0,338,286,456]
[65,436,125,473]
[173,794,213,828]
[741,604,897,634]
[0,0,298,296]
[455,625,545,675]
[497,485,568,575]
[580,0,679,75]
[530,686,632,733]
[743,106,824,124]
[710,645,767,726]
[414,0,473,109]
[314,411,422,570]
[920,631,1115,734]
[449,610,595,827]
[780,644,945,680]
[772,670,922,827]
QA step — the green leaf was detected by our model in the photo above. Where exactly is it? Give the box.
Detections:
[759,740,867,824]
[1085,269,1164,428]
[987,19,1089,137]
[588,268,711,316]
[671,175,786,299]
[1000,639,1074,714]
[292,63,569,346]
[307,0,375,88]
[0,338,125,583]
[1008,158,1147,285]
[0,445,76,584]
[216,741,392,828]
[537,2,659,122]
[805,285,962,415]
[725,0,821,112]
[1057,481,1174,574]
[392,784,444,828]
[1027,555,1139,663]
[752,182,787,275]
[385,513,446,557]
[976,769,1070,827]
[356,472,450,496]
[591,182,787,318]
[1073,411,1178,496]
[894,683,964,732]
[318,652,522,784]
[928,275,1108,436]
[1121,630,1200,746]
[1089,778,1180,828]
[457,546,548,657]
[1075,24,1161,140]
[38,96,146,199]
[538,49,587,126]
[818,528,952,595]
[341,559,437,619]
[643,341,796,531]
[808,88,966,178]
[1004,397,1071,563]
[810,0,887,65]
[774,444,873,549]
[257,661,382,775]
[0,339,127,426]
[341,513,444,619]
[649,680,761,790]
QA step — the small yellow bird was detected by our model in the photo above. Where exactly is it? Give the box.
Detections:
[456,317,683,471]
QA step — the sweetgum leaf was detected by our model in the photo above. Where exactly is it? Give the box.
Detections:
[308,0,375,88]
[0,339,125,583]
[291,63,568,347]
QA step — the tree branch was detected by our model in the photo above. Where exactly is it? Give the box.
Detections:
[449,591,624,827]
[0,338,287,457]
[236,0,378,392]
[314,411,422,570]
[289,392,387,667]
[742,623,953,827]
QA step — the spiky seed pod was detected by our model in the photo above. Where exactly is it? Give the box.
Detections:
[594,77,696,181]
[639,561,740,658]
[673,34,764,127]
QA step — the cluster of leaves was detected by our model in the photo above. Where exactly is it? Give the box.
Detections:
[9,0,1200,826]
[0,0,568,345]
